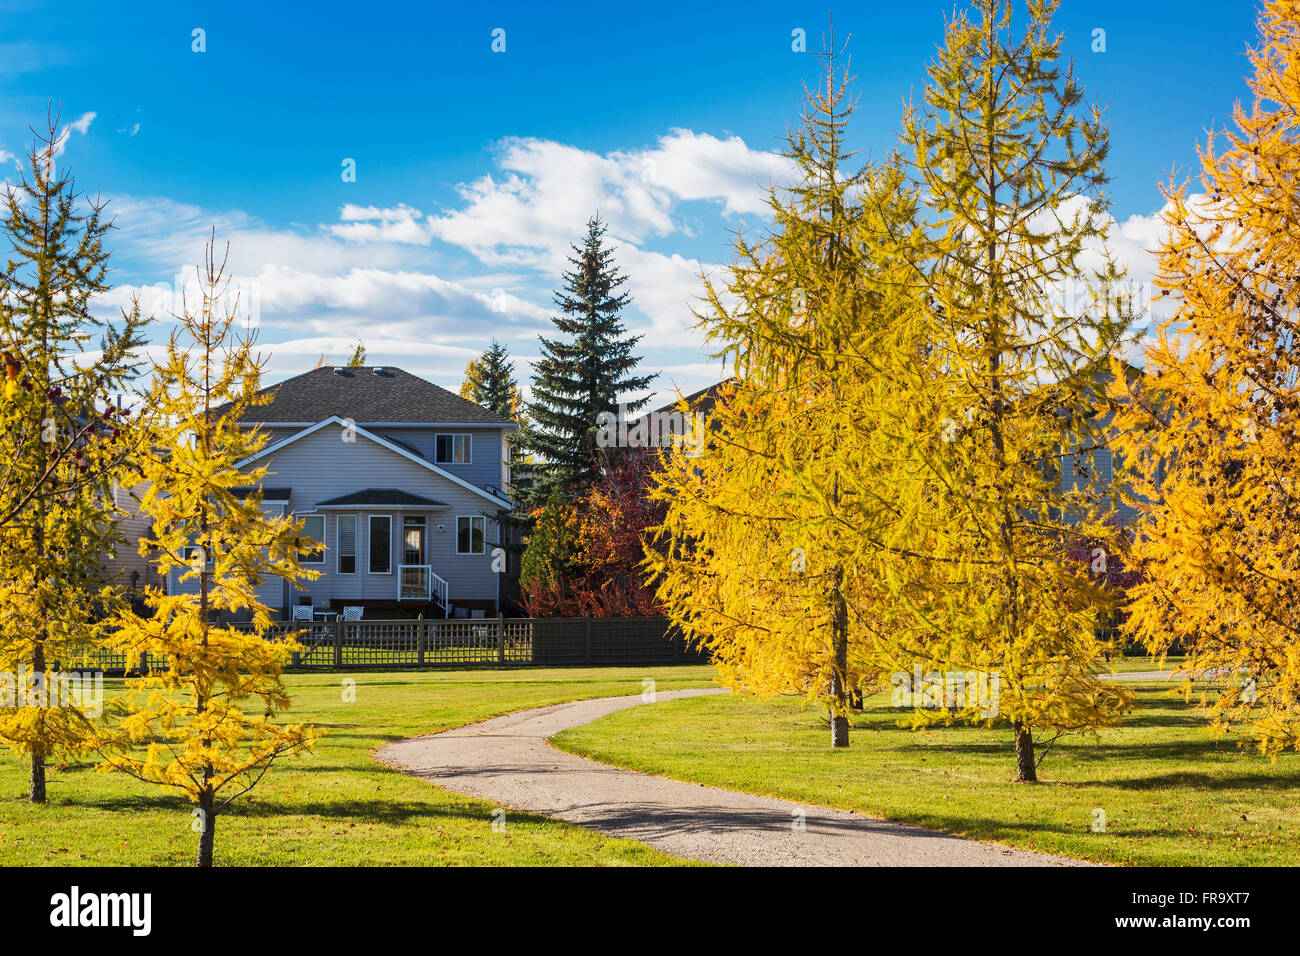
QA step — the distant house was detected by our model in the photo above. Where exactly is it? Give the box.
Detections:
[101,480,161,597]
[649,375,1145,529]
[1056,362,1148,530]
[167,365,518,619]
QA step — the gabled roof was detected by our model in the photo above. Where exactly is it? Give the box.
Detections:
[316,489,449,509]
[650,380,735,420]
[235,416,512,510]
[235,366,516,427]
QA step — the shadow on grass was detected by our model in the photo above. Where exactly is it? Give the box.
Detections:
[46,793,511,826]
[1104,770,1300,792]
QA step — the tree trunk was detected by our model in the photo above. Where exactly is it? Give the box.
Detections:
[1014,721,1037,782]
[30,752,46,804]
[29,643,46,803]
[829,689,850,748]
[829,569,850,749]
[196,795,216,867]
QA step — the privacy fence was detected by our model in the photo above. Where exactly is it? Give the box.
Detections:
[78,616,706,673]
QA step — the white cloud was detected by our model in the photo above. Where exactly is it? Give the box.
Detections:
[50,110,96,159]
[413,130,789,261]
[631,129,790,215]
[327,130,788,257]
[323,128,782,337]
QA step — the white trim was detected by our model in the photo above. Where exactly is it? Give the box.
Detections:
[242,421,520,430]
[435,432,472,465]
[237,416,512,509]
[456,514,486,556]
[298,513,327,566]
[367,513,393,575]
[336,513,357,575]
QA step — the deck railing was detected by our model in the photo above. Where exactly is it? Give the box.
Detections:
[397,564,429,601]
[395,565,449,611]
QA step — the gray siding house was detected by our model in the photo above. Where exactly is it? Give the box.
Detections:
[170,365,517,619]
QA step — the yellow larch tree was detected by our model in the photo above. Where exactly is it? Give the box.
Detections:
[98,240,319,866]
[0,118,148,802]
[647,42,921,747]
[1111,0,1300,756]
[872,0,1135,780]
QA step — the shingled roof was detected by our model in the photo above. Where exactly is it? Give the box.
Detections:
[650,379,735,419]
[316,489,449,508]
[238,366,516,426]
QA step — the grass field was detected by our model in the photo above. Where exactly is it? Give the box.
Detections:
[0,666,715,866]
[553,678,1300,866]
[1107,655,1184,673]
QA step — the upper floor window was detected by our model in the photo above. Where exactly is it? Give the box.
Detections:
[435,433,471,464]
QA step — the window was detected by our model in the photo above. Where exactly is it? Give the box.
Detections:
[369,515,392,573]
[435,433,471,464]
[181,543,214,568]
[337,515,357,574]
[299,514,326,565]
[457,515,485,555]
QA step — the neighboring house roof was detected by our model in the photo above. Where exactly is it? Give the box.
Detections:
[235,416,513,510]
[316,489,449,509]
[650,379,735,419]
[231,366,517,427]
[382,433,427,459]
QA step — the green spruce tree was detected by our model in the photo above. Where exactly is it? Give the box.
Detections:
[460,338,525,425]
[518,216,656,504]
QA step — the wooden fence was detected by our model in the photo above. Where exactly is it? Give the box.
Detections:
[77,615,706,673]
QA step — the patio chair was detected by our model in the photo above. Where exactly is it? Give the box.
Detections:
[341,605,364,622]
[291,604,314,622]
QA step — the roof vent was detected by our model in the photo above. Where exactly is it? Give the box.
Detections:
[333,366,349,374]
[371,366,384,375]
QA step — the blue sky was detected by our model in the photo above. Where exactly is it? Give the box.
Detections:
[0,0,1266,401]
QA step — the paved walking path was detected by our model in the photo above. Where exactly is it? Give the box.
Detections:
[377,688,1088,867]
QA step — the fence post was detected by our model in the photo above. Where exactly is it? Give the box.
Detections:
[332,619,343,668]
[290,624,301,668]
[497,614,506,664]
[585,614,592,666]
[417,621,426,666]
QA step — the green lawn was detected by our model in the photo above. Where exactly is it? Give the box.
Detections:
[553,679,1300,866]
[1108,654,1184,673]
[0,666,715,866]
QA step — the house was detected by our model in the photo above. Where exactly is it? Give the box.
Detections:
[651,375,1145,529]
[101,480,161,597]
[170,365,517,619]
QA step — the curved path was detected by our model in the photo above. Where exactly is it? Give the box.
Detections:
[377,688,1088,867]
